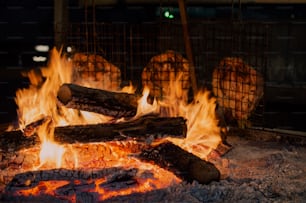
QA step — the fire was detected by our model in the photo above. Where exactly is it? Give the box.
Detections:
[168,90,222,160]
[11,142,180,201]
[15,48,112,130]
[15,48,72,129]
[138,73,222,160]
[12,47,222,200]
[38,140,65,168]
[135,86,158,117]
[14,48,114,167]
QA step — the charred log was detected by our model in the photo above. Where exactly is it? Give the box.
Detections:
[139,141,220,184]
[54,115,187,144]
[57,83,139,118]
[0,115,186,152]
[0,130,38,152]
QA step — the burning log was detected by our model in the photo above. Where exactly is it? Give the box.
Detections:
[0,115,186,152]
[139,141,220,184]
[53,115,187,144]
[57,83,139,118]
[0,130,38,152]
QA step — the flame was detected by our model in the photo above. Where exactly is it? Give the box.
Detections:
[15,48,71,128]
[38,140,65,168]
[12,142,180,201]
[121,81,136,94]
[136,73,222,160]
[14,48,70,170]
[15,48,112,130]
[168,90,222,159]
[135,86,159,117]
[11,47,222,200]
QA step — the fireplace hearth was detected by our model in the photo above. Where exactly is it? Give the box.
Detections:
[1,2,306,202]
[1,131,305,202]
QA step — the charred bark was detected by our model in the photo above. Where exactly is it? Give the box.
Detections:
[54,115,187,144]
[139,141,220,184]
[0,130,38,152]
[0,115,186,152]
[57,83,139,118]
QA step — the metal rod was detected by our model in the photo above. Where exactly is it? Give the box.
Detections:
[54,0,68,49]
[178,0,198,95]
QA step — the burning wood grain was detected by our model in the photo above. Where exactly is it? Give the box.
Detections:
[57,83,139,118]
[139,141,220,184]
[0,115,186,152]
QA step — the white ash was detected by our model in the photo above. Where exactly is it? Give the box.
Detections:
[1,134,306,202]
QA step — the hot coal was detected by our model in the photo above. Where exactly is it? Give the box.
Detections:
[0,133,305,202]
[99,169,139,191]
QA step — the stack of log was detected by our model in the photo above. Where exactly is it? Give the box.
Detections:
[72,53,121,91]
[212,57,264,124]
[142,50,191,101]
[56,84,220,184]
[1,83,220,185]
[0,50,226,186]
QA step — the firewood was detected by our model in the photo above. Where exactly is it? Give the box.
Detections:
[0,115,186,152]
[212,57,264,121]
[139,141,220,184]
[0,130,38,152]
[53,115,187,144]
[57,83,139,118]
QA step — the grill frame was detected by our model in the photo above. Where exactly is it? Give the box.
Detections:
[60,19,269,127]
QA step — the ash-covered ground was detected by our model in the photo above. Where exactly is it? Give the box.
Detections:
[1,133,306,203]
[103,134,306,203]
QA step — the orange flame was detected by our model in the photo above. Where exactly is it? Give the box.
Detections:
[135,86,159,117]
[14,48,113,169]
[167,90,222,159]
[137,73,222,160]
[12,47,222,199]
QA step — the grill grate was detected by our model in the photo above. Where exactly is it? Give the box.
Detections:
[59,20,268,128]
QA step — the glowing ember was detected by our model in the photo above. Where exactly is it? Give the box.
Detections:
[11,47,222,200]
[11,141,180,201]
[38,140,65,169]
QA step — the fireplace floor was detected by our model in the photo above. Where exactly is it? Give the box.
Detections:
[0,130,305,202]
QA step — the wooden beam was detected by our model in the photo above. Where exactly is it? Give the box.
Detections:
[54,0,69,49]
[178,0,198,95]
[139,141,220,184]
[0,115,187,152]
[57,83,139,118]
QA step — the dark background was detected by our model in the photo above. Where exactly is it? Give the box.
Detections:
[1,0,306,131]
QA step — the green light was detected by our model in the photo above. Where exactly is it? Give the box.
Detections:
[164,10,174,19]
[164,11,170,18]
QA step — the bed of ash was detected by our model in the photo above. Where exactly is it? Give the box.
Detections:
[1,130,305,203]
[104,133,306,203]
